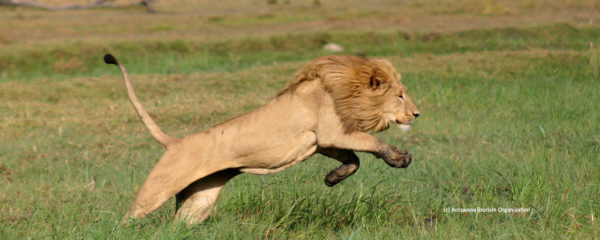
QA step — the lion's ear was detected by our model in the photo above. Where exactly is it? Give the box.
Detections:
[369,75,381,90]
[368,69,389,91]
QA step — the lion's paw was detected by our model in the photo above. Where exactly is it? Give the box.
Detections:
[382,146,412,168]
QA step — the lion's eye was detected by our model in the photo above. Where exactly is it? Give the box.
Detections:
[399,95,404,100]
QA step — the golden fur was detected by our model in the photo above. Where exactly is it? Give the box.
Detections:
[282,56,413,133]
[104,54,420,224]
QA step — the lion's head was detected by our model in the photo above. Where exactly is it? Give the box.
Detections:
[281,55,420,133]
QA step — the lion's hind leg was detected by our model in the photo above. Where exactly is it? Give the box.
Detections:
[318,148,360,187]
[174,169,239,224]
[124,150,226,221]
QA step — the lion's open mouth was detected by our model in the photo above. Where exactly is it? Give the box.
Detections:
[391,119,412,132]
[397,124,411,132]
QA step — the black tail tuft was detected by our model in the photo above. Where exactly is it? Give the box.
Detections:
[104,54,118,65]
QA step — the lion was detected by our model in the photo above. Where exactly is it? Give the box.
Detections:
[103,54,420,224]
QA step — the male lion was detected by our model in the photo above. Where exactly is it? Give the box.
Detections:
[104,54,420,224]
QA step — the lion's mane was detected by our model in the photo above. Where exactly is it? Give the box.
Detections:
[279,55,394,133]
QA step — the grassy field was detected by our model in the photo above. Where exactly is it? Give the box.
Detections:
[1,0,599,239]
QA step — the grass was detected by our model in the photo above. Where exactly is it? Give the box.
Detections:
[1,0,599,239]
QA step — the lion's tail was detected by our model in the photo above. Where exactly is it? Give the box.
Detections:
[104,53,179,148]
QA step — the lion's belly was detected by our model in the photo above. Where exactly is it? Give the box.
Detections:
[237,130,317,175]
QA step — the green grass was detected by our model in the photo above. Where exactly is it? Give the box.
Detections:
[1,2,599,239]
[3,23,599,82]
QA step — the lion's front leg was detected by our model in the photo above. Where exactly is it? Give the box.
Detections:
[375,145,412,168]
[318,148,360,187]
[319,131,412,168]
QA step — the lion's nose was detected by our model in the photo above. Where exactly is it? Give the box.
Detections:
[413,112,420,118]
